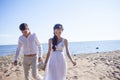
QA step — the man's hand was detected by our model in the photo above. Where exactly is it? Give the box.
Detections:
[38,57,43,62]
[14,60,17,66]
[42,65,46,71]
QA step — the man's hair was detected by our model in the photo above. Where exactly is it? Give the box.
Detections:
[19,23,28,31]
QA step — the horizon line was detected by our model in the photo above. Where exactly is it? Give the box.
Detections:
[0,39,120,46]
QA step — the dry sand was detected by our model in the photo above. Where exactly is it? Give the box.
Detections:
[0,50,120,80]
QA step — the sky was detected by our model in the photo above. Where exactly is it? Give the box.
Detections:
[0,0,120,45]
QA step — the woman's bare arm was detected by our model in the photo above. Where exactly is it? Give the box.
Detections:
[64,39,76,66]
[44,39,52,69]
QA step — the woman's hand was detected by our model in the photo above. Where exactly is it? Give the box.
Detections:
[72,61,76,66]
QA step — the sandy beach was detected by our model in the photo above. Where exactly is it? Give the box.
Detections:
[0,50,120,80]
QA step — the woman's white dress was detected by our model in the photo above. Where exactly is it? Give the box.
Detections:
[44,39,66,80]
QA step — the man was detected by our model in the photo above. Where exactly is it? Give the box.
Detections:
[14,23,43,80]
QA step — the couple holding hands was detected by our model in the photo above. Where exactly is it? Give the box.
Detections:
[14,23,76,80]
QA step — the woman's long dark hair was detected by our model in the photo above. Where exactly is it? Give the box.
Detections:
[52,24,63,51]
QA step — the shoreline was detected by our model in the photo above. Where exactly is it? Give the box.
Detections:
[0,50,120,80]
[1,50,120,57]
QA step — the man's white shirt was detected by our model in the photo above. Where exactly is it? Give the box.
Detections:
[14,33,43,61]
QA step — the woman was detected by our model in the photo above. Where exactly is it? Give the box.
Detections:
[43,24,76,80]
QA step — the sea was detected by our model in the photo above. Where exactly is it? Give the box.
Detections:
[0,40,120,56]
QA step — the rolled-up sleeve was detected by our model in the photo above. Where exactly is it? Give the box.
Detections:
[35,34,43,58]
[14,39,22,61]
